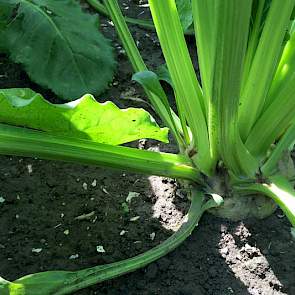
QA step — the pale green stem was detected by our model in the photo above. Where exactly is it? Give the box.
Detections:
[0,124,199,182]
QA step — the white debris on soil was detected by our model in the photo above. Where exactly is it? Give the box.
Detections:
[82,182,88,190]
[91,179,97,187]
[276,212,285,218]
[107,20,114,27]
[150,232,156,241]
[130,216,140,222]
[32,248,42,254]
[63,229,70,235]
[120,230,126,236]
[69,254,79,260]
[102,187,110,195]
[0,196,5,203]
[139,3,150,8]
[96,245,105,253]
[74,211,95,221]
[126,192,140,203]
[27,164,33,174]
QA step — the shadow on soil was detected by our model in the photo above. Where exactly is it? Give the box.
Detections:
[243,216,295,294]
[0,154,252,295]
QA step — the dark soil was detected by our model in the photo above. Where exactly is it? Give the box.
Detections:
[1,1,295,295]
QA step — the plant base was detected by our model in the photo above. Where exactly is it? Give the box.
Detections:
[208,194,277,221]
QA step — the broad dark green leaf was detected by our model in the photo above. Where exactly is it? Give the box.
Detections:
[0,88,168,144]
[0,0,116,100]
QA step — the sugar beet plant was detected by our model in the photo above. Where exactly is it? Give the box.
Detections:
[1,0,295,294]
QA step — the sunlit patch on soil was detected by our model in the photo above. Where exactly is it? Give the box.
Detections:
[219,223,285,294]
[148,175,188,232]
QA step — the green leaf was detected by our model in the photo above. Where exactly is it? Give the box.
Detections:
[192,0,215,112]
[238,0,295,140]
[241,0,266,89]
[191,1,218,164]
[0,2,11,47]
[236,2,295,159]
[103,0,186,149]
[176,0,193,31]
[192,0,257,177]
[262,124,295,176]
[265,29,295,110]
[212,0,255,176]
[133,70,190,146]
[0,88,168,145]
[156,64,173,87]
[0,190,207,295]
[245,75,295,158]
[148,0,212,175]
[132,71,173,119]
[0,0,116,100]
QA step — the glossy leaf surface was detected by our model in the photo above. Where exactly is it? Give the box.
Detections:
[0,89,168,145]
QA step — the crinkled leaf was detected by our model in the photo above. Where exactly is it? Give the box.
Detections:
[176,0,193,31]
[0,0,116,100]
[0,88,168,145]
